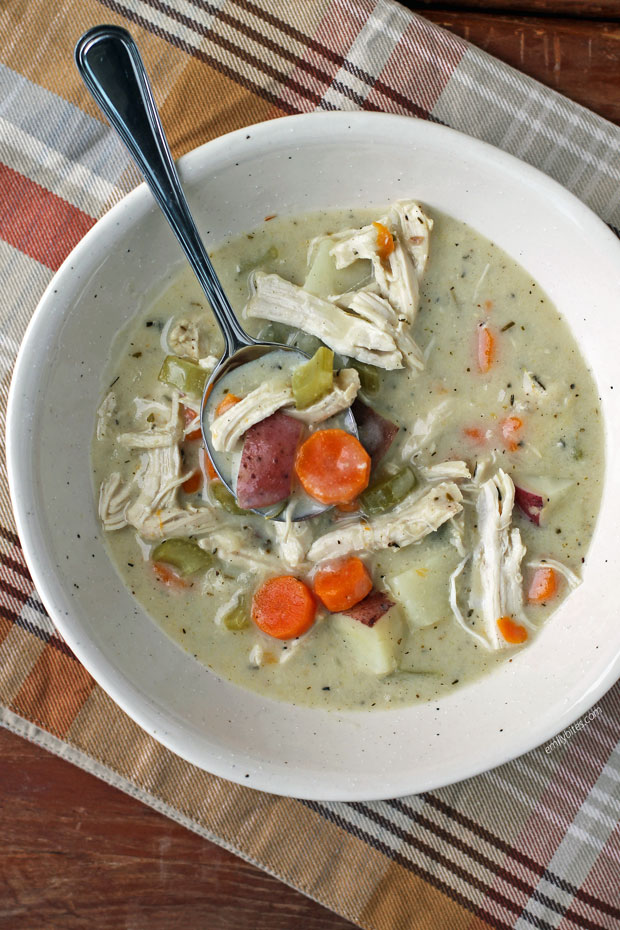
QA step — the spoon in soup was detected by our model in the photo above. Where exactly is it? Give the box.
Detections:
[75,25,357,520]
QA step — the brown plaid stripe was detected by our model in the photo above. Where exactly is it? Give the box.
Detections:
[0,1,619,928]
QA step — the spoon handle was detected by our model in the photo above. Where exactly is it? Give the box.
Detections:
[75,25,253,356]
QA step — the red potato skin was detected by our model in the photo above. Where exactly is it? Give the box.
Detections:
[514,485,543,526]
[342,590,395,627]
[351,399,399,467]
[236,412,303,510]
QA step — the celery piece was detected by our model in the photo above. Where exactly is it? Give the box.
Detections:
[158,355,208,398]
[223,601,250,630]
[291,346,334,410]
[360,466,417,516]
[350,360,381,396]
[211,480,248,515]
[151,538,212,576]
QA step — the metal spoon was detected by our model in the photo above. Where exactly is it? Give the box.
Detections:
[75,25,355,520]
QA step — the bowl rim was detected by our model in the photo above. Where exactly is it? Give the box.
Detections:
[7,110,620,800]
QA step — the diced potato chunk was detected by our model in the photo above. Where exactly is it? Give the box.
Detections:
[332,604,404,676]
[304,239,371,298]
[386,542,459,630]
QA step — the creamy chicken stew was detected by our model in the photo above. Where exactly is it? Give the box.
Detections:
[93,202,603,710]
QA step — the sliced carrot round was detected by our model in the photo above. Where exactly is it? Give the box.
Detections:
[313,557,373,612]
[252,576,316,640]
[527,567,558,603]
[295,429,371,505]
[497,615,528,645]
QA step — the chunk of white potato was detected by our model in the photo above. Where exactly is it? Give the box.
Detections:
[385,542,460,630]
[304,238,371,298]
[332,604,404,676]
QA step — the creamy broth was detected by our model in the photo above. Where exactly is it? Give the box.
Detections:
[92,205,604,710]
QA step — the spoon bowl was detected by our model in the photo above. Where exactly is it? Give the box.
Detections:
[75,24,356,520]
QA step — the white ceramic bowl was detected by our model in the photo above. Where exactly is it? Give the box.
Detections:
[8,113,620,800]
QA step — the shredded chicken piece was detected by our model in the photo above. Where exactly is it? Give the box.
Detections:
[96,392,116,440]
[401,400,453,459]
[469,452,501,487]
[210,369,361,451]
[447,512,467,557]
[287,369,360,424]
[119,390,183,449]
[210,380,294,452]
[166,319,200,359]
[272,503,313,570]
[327,200,433,325]
[307,482,463,562]
[249,644,264,667]
[245,273,403,369]
[198,354,219,371]
[100,390,219,540]
[99,473,131,530]
[418,461,471,482]
[469,469,532,650]
[137,506,220,540]
[449,557,490,649]
[338,290,424,372]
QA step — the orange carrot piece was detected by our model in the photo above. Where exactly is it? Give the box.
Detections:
[252,576,316,640]
[373,221,395,261]
[313,557,373,612]
[295,429,371,505]
[215,393,241,417]
[463,426,486,443]
[500,416,523,452]
[202,447,218,481]
[182,469,202,494]
[153,562,189,589]
[497,616,528,644]
[477,325,495,373]
[183,405,202,441]
[484,300,494,313]
[528,567,558,604]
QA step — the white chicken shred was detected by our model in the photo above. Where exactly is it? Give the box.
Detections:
[209,368,361,451]
[245,272,403,369]
[272,503,312,570]
[468,469,532,650]
[99,390,218,540]
[338,290,425,372]
[287,369,360,424]
[209,380,294,452]
[401,400,453,459]
[166,318,200,359]
[418,461,471,482]
[307,482,463,562]
[327,200,432,325]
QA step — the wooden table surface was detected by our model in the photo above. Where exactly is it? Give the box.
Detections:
[3,3,620,928]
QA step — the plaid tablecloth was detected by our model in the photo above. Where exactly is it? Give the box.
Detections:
[1,1,620,927]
